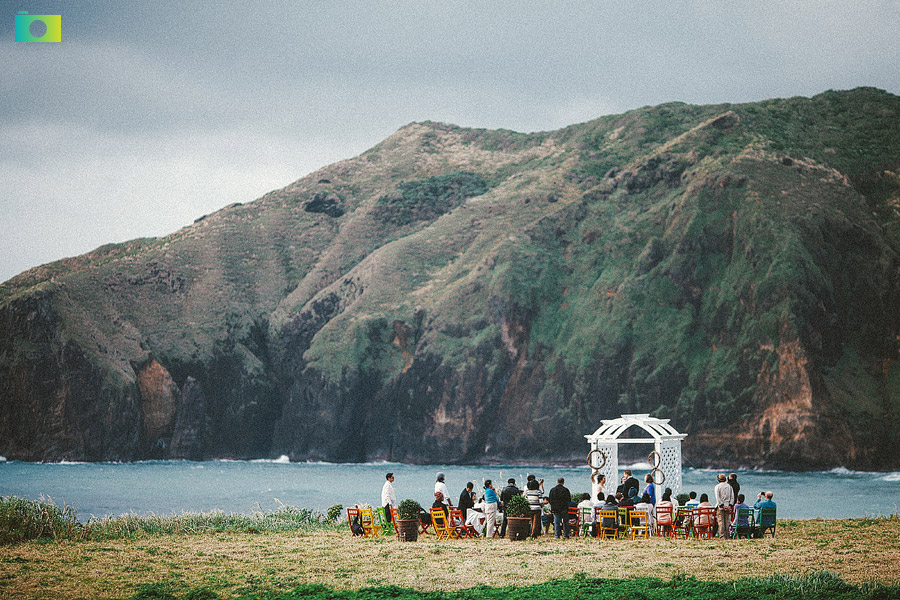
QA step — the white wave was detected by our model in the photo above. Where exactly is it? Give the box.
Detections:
[0,456,6,462]
[249,455,292,464]
[880,472,900,482]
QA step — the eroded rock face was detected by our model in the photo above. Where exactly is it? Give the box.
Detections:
[136,358,179,451]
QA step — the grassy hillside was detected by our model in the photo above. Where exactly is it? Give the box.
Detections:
[1,88,899,468]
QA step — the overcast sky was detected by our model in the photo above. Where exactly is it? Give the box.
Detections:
[2,1,899,283]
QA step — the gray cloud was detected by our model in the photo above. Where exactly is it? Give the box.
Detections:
[1,0,899,282]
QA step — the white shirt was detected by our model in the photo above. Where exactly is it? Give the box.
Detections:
[381,480,396,507]
[435,480,450,506]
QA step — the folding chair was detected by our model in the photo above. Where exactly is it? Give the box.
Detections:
[757,507,777,538]
[692,506,716,539]
[629,509,650,539]
[656,505,674,537]
[358,507,382,538]
[449,507,477,538]
[430,507,454,540]
[674,506,693,539]
[580,507,593,537]
[732,507,754,539]
[376,506,394,536]
[598,509,619,539]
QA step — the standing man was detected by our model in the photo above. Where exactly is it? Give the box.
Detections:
[714,473,735,538]
[619,470,639,499]
[458,482,475,520]
[498,478,521,538]
[727,473,740,502]
[381,472,396,525]
[548,477,572,539]
[435,472,451,507]
[483,479,500,538]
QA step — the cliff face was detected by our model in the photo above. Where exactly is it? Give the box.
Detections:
[2,88,900,469]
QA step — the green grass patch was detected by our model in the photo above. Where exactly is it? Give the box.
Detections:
[116,572,900,600]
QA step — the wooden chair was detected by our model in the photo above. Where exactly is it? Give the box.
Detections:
[376,507,394,536]
[692,506,716,539]
[656,505,674,537]
[388,506,400,538]
[597,509,619,539]
[617,506,631,537]
[579,507,593,537]
[757,507,777,538]
[674,506,693,539]
[358,507,382,538]
[732,507,754,539]
[346,506,361,535]
[567,506,580,537]
[430,507,454,540]
[449,507,477,538]
[629,509,650,539]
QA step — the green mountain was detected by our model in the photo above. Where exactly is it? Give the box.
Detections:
[2,88,899,469]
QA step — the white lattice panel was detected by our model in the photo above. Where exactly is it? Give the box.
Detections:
[589,443,617,502]
[658,440,683,498]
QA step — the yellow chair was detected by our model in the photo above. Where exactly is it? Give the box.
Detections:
[629,509,650,539]
[430,507,455,540]
[598,509,619,539]
[358,507,382,538]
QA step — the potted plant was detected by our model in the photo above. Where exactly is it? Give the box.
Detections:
[396,499,422,542]
[504,495,532,540]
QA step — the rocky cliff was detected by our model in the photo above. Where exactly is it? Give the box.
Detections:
[2,88,900,469]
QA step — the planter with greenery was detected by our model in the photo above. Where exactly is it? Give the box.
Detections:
[504,495,532,540]
[396,499,422,542]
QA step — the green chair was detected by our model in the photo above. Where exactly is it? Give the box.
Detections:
[756,507,776,538]
[732,507,754,539]
[580,507,593,537]
[376,506,394,536]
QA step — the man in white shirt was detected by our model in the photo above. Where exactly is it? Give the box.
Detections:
[435,472,451,507]
[381,472,396,523]
[714,473,735,538]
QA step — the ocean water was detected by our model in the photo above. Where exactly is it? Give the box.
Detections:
[0,457,898,520]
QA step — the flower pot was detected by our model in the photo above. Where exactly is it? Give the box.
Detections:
[397,518,419,542]
[506,516,532,540]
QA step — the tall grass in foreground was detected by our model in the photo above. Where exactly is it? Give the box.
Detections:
[0,496,338,544]
[123,572,900,600]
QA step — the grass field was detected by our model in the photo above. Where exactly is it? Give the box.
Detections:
[2,516,899,599]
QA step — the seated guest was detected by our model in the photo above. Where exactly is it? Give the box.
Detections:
[656,489,674,532]
[693,493,713,529]
[732,493,751,528]
[617,491,634,508]
[598,494,619,533]
[432,491,449,521]
[686,491,700,508]
[634,492,656,530]
[577,493,595,524]
[466,499,486,535]
[753,490,777,534]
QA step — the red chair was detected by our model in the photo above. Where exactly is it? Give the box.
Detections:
[449,507,477,538]
[656,505,674,537]
[567,506,580,537]
[692,506,716,539]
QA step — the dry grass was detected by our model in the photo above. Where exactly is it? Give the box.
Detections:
[1,518,899,599]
